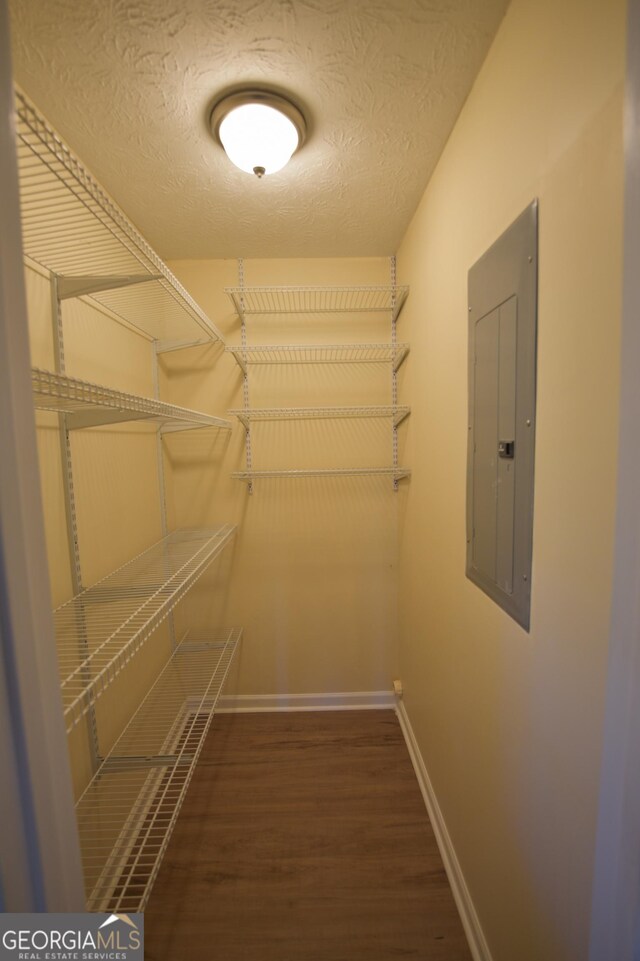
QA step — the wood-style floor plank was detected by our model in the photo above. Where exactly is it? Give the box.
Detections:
[144,710,472,961]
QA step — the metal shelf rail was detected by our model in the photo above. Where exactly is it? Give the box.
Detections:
[76,628,241,912]
[225,285,409,323]
[55,527,236,732]
[229,405,411,429]
[15,90,224,347]
[226,342,410,373]
[231,467,411,482]
[32,367,232,433]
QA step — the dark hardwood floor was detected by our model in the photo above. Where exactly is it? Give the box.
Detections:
[144,709,472,961]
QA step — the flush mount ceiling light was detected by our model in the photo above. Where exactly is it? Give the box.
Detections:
[210,89,306,179]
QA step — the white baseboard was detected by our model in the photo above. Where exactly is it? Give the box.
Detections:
[216,690,396,713]
[395,701,493,961]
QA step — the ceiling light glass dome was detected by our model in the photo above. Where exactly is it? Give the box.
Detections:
[210,90,306,178]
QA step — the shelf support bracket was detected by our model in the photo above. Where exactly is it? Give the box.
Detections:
[155,337,212,354]
[101,754,193,773]
[394,408,410,429]
[66,410,155,430]
[393,345,409,372]
[226,350,248,375]
[57,274,161,300]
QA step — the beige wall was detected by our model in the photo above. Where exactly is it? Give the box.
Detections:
[163,256,400,700]
[396,1,625,959]
[27,263,173,797]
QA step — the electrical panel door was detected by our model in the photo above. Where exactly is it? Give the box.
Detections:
[466,202,538,629]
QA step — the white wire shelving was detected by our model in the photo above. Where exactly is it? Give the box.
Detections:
[229,405,411,429]
[55,527,236,732]
[76,627,241,912]
[14,90,224,347]
[32,367,232,433]
[231,467,411,482]
[225,285,409,323]
[226,343,410,372]
[226,276,411,490]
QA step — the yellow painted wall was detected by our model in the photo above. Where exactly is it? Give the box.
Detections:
[396,1,625,959]
[163,256,400,699]
[26,262,174,797]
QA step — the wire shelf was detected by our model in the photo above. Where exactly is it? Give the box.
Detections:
[55,527,236,732]
[32,367,232,432]
[226,343,410,372]
[14,90,224,346]
[76,628,241,912]
[225,285,409,322]
[229,405,410,429]
[231,467,411,482]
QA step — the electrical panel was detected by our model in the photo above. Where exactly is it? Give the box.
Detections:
[466,201,538,629]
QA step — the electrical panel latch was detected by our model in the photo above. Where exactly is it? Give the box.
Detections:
[498,440,514,459]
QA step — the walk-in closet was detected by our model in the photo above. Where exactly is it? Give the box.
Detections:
[1,1,631,960]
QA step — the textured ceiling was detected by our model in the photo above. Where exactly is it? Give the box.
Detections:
[9,0,508,259]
